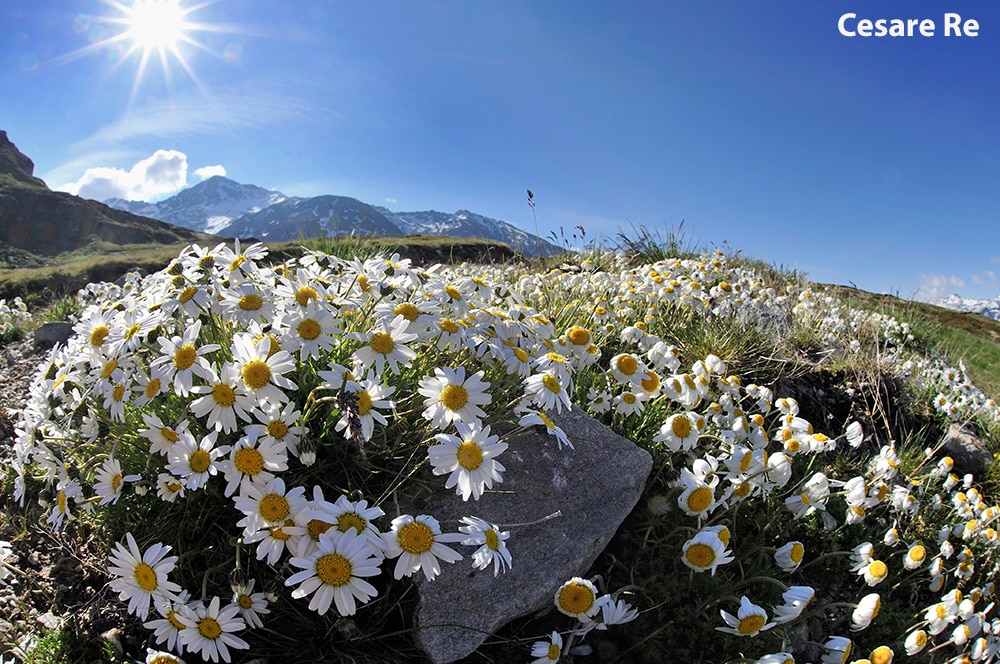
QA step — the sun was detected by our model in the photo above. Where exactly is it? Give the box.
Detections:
[121,0,192,52]
[50,0,231,110]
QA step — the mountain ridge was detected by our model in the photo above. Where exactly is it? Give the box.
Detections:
[104,176,562,256]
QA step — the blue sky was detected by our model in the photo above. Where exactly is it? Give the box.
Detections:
[2,1,998,301]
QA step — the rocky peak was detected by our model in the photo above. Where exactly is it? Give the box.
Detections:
[0,130,47,188]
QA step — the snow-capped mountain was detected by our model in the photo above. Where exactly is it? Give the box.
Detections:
[104,176,562,255]
[934,294,1000,321]
[377,208,557,257]
[222,195,402,242]
[106,176,288,234]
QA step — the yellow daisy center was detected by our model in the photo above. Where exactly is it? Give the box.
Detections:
[237,594,254,610]
[686,486,713,513]
[397,521,435,554]
[337,513,367,535]
[124,322,142,340]
[259,494,290,522]
[641,371,660,392]
[394,302,420,322]
[456,441,483,470]
[145,378,161,398]
[485,529,500,551]
[90,325,110,347]
[308,519,332,540]
[445,285,463,301]
[238,293,263,311]
[513,348,529,363]
[167,609,185,631]
[738,613,766,635]
[685,543,716,568]
[547,644,560,660]
[297,319,322,341]
[868,560,887,579]
[111,474,122,492]
[295,286,318,306]
[441,384,469,411]
[198,616,223,640]
[316,552,353,587]
[370,332,395,355]
[189,450,211,474]
[174,344,197,370]
[542,374,562,394]
[101,359,119,379]
[212,383,236,407]
[133,562,158,592]
[556,581,595,615]
[233,447,265,476]
[910,545,926,562]
[242,359,272,390]
[616,355,638,376]
[439,318,460,334]
[267,420,289,440]
[178,286,197,304]
[57,490,67,513]
[566,326,591,346]
[112,384,126,402]
[356,391,373,416]
[671,416,692,439]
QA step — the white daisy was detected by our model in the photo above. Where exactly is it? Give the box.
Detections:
[150,319,219,397]
[107,532,182,620]
[178,595,249,663]
[381,513,464,581]
[189,363,255,433]
[428,421,507,501]
[231,333,297,405]
[218,427,289,497]
[351,314,418,375]
[93,456,140,506]
[285,531,382,616]
[418,366,491,430]
[231,579,270,629]
[530,631,563,664]
[166,430,225,491]
[459,515,512,576]
[517,408,572,449]
[523,371,572,413]
[717,596,775,637]
[681,529,735,575]
[336,374,396,444]
[234,477,309,536]
[140,415,191,457]
[279,301,340,360]
[554,576,600,620]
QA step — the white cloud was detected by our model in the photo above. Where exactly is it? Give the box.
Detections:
[385,197,397,204]
[194,165,227,181]
[914,274,961,302]
[59,149,189,202]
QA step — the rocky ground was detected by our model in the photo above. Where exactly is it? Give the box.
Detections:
[0,337,144,662]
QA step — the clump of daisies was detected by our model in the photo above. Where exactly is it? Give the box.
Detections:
[8,241,633,661]
[9,239,1000,663]
[0,296,30,341]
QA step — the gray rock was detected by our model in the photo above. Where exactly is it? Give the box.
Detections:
[32,321,74,350]
[942,422,995,477]
[412,406,652,664]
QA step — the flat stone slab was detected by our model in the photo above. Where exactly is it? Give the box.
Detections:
[413,406,652,663]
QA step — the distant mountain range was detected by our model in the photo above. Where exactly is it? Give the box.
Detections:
[106,176,562,256]
[933,294,1000,321]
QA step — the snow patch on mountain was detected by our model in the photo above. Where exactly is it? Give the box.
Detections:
[934,294,1000,321]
